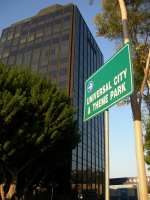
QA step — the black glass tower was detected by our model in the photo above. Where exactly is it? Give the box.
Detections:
[0,4,105,198]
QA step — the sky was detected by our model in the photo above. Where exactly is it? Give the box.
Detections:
[0,0,143,178]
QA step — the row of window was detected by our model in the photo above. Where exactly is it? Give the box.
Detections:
[22,7,73,30]
[1,47,68,77]
[1,21,71,44]
[71,169,104,190]
[0,34,70,63]
[72,175,103,183]
[2,5,73,35]
[0,38,69,61]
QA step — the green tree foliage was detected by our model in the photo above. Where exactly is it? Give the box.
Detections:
[95,0,150,164]
[95,0,150,91]
[0,63,79,199]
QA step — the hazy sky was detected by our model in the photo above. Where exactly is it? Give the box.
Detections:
[0,0,141,178]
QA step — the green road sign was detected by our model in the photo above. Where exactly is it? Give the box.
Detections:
[84,43,133,121]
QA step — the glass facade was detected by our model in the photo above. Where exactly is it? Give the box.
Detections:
[0,4,105,198]
[0,4,72,90]
[71,7,105,197]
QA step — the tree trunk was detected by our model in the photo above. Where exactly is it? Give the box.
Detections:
[0,182,16,200]
[6,183,16,199]
[130,93,148,200]
[0,184,5,200]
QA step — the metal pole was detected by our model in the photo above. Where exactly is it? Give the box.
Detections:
[104,110,109,200]
[50,185,53,200]
[118,0,148,199]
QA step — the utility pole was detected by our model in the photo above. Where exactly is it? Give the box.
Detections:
[118,0,148,199]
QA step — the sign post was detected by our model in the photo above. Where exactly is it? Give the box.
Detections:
[84,43,133,200]
[104,109,109,200]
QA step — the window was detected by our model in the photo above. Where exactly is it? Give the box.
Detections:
[1,37,7,43]
[36,30,43,38]
[39,65,48,75]
[12,39,19,46]
[27,33,34,42]
[3,29,8,35]
[50,59,57,66]
[50,48,55,56]
[63,15,71,29]
[16,54,23,66]
[59,79,67,89]
[53,21,61,34]
[63,7,72,14]
[64,15,71,22]
[1,29,7,42]
[53,37,59,44]
[53,10,62,18]
[39,46,49,66]
[50,45,59,60]
[20,36,26,44]
[2,50,9,58]
[38,20,45,26]
[1,58,8,65]
[14,32,20,38]
[60,40,69,58]
[35,37,42,44]
[62,33,69,40]
[49,68,57,80]
[11,46,17,52]
[7,32,13,40]
[31,48,40,71]
[45,25,52,36]
[23,51,31,67]
[0,48,3,57]
[8,55,15,65]
[59,66,67,76]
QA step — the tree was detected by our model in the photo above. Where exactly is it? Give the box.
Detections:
[95,0,150,98]
[0,63,79,200]
[94,0,150,199]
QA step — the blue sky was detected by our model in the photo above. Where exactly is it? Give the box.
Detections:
[0,0,141,178]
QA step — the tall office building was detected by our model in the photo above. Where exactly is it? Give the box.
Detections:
[0,4,105,198]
